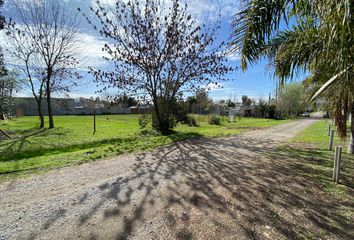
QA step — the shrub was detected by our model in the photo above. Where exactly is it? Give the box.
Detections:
[184,115,199,127]
[208,115,221,125]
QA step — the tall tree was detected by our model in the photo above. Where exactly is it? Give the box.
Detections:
[241,95,252,107]
[5,23,46,127]
[276,83,305,118]
[195,90,211,114]
[0,0,6,77]
[80,0,232,133]
[6,0,81,128]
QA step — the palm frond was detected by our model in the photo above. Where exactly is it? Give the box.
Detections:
[230,0,296,71]
[310,66,352,101]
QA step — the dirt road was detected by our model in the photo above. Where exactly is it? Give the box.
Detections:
[0,119,352,239]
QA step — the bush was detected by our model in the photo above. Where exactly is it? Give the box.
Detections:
[152,111,177,133]
[208,115,221,125]
[151,97,189,134]
[184,115,199,127]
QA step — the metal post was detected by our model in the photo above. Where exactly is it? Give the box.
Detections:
[333,147,339,181]
[328,124,331,136]
[329,130,335,150]
[93,108,96,135]
[335,146,342,183]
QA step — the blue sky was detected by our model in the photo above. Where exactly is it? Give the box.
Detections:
[2,0,303,101]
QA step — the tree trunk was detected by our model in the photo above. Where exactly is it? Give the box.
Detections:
[348,102,354,154]
[153,98,163,131]
[46,70,54,128]
[38,100,45,128]
[47,89,54,129]
[0,79,5,117]
[34,95,45,128]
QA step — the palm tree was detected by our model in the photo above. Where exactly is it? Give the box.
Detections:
[231,0,354,153]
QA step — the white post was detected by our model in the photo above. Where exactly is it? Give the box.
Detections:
[335,146,342,183]
[333,147,339,181]
[329,130,335,151]
[328,124,331,136]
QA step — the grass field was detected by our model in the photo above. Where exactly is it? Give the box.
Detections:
[277,120,354,200]
[0,115,289,176]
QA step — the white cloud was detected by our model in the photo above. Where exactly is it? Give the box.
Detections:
[204,82,224,91]
[76,33,109,70]
[89,0,238,22]
[226,51,241,62]
[183,0,239,21]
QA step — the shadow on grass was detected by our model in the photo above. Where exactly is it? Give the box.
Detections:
[272,145,354,189]
[165,131,204,142]
[0,130,206,177]
[0,128,49,160]
[0,136,139,162]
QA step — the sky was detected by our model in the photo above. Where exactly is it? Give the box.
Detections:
[1,0,304,102]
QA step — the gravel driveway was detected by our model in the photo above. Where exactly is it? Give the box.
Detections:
[0,119,352,240]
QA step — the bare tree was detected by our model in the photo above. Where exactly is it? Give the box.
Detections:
[80,0,232,133]
[6,0,81,128]
[4,25,46,126]
[0,0,6,77]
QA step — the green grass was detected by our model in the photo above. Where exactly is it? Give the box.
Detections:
[0,115,289,176]
[267,120,354,229]
[291,120,347,148]
[284,120,354,200]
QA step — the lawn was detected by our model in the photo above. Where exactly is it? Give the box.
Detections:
[0,115,289,176]
[276,120,354,200]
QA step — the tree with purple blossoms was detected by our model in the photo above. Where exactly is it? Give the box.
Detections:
[80,0,232,133]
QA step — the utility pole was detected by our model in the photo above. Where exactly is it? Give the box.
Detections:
[268,92,271,105]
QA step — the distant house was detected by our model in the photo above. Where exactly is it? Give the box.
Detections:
[242,105,254,117]
[12,97,76,116]
[227,102,254,117]
[11,97,131,116]
[129,105,152,114]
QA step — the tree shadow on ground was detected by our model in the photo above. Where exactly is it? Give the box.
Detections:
[276,145,354,188]
[0,133,139,163]
[15,132,347,239]
[66,135,354,240]
[0,128,48,161]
